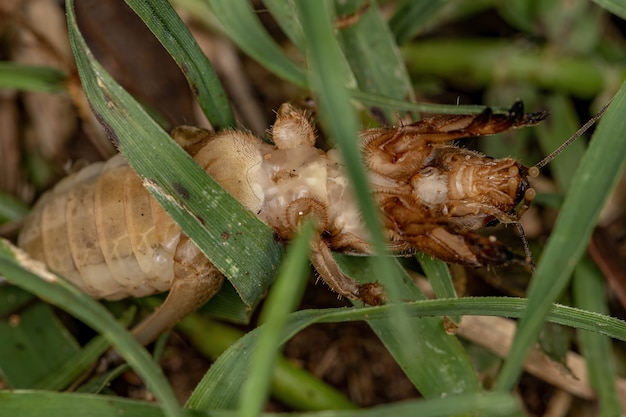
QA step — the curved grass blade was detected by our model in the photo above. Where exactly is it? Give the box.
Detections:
[177,315,357,411]
[261,0,305,50]
[66,0,282,308]
[415,254,459,323]
[389,0,451,45]
[593,0,626,20]
[496,85,626,391]
[203,0,307,87]
[335,255,478,396]
[238,221,314,417]
[403,39,608,99]
[125,0,235,129]
[0,239,183,417]
[293,1,480,398]
[0,390,520,417]
[573,258,622,416]
[334,0,414,119]
[186,294,626,410]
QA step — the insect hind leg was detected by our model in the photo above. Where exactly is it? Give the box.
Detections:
[408,226,529,269]
[131,236,224,346]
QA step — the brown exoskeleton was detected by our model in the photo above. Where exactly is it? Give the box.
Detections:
[18,101,548,345]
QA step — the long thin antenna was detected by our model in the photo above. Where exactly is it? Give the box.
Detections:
[534,99,613,171]
[516,222,535,274]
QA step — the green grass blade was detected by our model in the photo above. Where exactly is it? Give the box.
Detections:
[573,259,623,417]
[0,390,520,417]
[593,0,626,19]
[186,294,626,410]
[298,0,482,397]
[0,190,30,223]
[125,0,235,129]
[203,0,307,87]
[0,63,67,93]
[0,239,183,417]
[415,254,459,323]
[294,0,396,302]
[0,287,79,389]
[403,39,610,98]
[350,90,504,114]
[293,0,482,398]
[66,0,282,308]
[33,335,111,391]
[335,255,479,396]
[389,0,451,45]
[262,0,305,50]
[334,0,414,118]
[178,315,356,411]
[238,221,314,417]
[33,306,135,391]
[495,84,626,391]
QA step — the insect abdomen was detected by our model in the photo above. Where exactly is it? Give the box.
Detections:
[18,155,182,300]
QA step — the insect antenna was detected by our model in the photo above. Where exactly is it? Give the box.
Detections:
[516,222,535,274]
[519,99,613,273]
[532,99,613,172]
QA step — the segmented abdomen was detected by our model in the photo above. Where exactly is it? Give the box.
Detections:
[18,154,182,300]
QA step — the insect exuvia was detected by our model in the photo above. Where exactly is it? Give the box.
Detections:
[18,100,606,345]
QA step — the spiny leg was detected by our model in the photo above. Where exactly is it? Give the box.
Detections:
[362,101,548,179]
[401,225,528,268]
[309,233,385,306]
[284,197,386,306]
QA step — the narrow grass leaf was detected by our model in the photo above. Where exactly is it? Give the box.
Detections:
[0,390,520,417]
[203,0,307,87]
[178,315,356,411]
[0,239,183,417]
[238,221,314,417]
[334,0,415,119]
[33,307,135,391]
[593,0,626,19]
[125,0,235,129]
[0,63,66,93]
[496,85,626,391]
[403,39,608,98]
[186,294,626,410]
[335,254,479,396]
[295,0,399,306]
[262,0,305,50]
[351,89,508,114]
[416,254,459,322]
[389,0,451,45]
[33,335,111,391]
[0,287,79,389]
[0,190,30,223]
[297,0,481,397]
[573,258,622,417]
[66,0,282,308]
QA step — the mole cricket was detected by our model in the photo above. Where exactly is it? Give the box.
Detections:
[17,100,605,345]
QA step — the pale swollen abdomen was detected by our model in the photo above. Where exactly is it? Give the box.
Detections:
[18,154,183,300]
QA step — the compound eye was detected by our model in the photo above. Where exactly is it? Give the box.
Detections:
[484,217,500,227]
[514,176,530,205]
